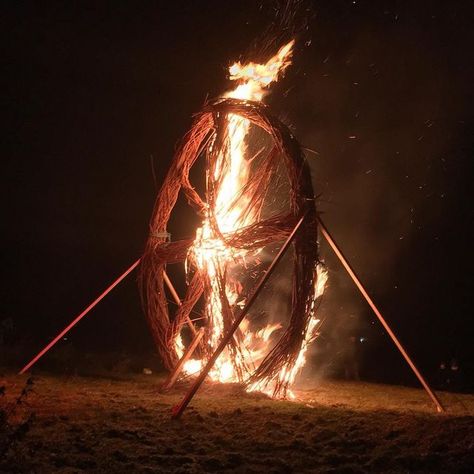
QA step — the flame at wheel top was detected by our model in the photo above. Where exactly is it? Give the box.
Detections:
[227,40,295,101]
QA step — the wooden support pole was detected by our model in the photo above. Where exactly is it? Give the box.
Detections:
[163,270,197,335]
[316,215,445,413]
[19,259,141,375]
[161,328,205,391]
[18,258,195,375]
[171,213,307,419]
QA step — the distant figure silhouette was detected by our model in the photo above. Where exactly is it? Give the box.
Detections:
[437,357,462,391]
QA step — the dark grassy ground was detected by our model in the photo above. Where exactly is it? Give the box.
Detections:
[1,372,473,473]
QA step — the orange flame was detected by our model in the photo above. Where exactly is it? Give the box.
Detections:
[177,40,326,396]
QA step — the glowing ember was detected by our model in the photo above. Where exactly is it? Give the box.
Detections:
[175,40,327,396]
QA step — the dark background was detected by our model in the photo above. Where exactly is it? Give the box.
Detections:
[2,1,472,388]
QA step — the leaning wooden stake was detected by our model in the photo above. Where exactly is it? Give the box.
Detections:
[161,328,205,391]
[18,258,191,375]
[317,215,445,413]
[171,213,307,419]
[19,259,141,375]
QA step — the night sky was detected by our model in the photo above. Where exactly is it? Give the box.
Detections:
[2,2,472,387]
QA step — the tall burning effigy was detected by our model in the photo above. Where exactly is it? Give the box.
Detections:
[140,41,327,399]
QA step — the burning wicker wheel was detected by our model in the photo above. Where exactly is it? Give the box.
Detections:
[140,97,323,396]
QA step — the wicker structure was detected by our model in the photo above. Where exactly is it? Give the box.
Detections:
[140,97,321,396]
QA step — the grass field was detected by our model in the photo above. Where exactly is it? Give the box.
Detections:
[1,372,473,473]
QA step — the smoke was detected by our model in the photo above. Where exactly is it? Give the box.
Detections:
[270,2,473,382]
